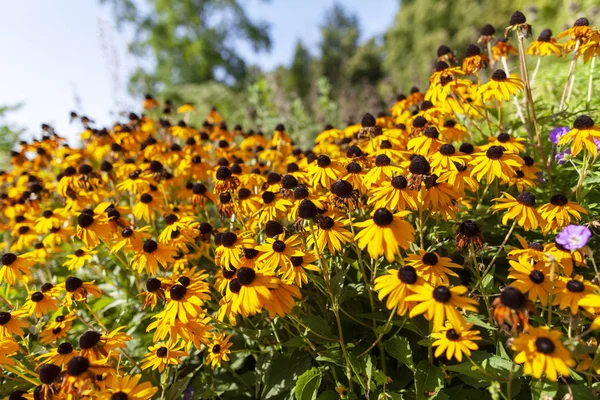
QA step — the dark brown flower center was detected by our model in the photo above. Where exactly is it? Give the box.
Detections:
[566,279,585,293]
[398,266,418,284]
[237,267,256,285]
[433,286,452,303]
[422,253,439,265]
[446,329,460,341]
[535,337,555,354]
[373,208,394,226]
[500,287,526,309]
[529,270,545,284]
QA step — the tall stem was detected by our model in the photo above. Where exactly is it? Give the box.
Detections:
[547,260,557,326]
[500,57,528,135]
[308,222,354,392]
[587,56,596,107]
[474,220,518,292]
[560,41,580,111]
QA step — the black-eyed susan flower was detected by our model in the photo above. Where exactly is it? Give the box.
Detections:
[0,337,19,366]
[527,28,562,57]
[469,146,523,183]
[407,127,444,157]
[0,252,34,286]
[255,235,304,271]
[228,267,279,316]
[557,115,600,156]
[282,253,319,287]
[512,326,575,381]
[406,284,479,331]
[37,341,79,366]
[20,290,59,318]
[265,282,302,318]
[482,132,526,154]
[0,310,29,338]
[374,265,424,316]
[462,44,489,75]
[60,276,102,307]
[354,209,415,262]
[367,175,418,211]
[477,69,524,102]
[406,250,463,285]
[491,191,544,231]
[40,311,77,344]
[537,194,587,233]
[306,216,353,255]
[491,37,517,60]
[131,239,177,275]
[141,342,188,372]
[100,373,159,400]
[455,220,485,252]
[553,275,599,315]
[205,332,233,369]
[75,208,113,249]
[139,277,165,311]
[307,155,344,189]
[431,321,481,362]
[111,226,151,253]
[62,248,97,271]
[492,286,531,332]
[508,260,550,306]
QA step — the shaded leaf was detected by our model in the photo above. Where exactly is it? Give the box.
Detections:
[294,368,322,400]
[385,336,415,372]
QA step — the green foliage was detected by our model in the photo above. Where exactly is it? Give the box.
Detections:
[101,0,271,93]
[0,104,23,165]
[382,0,588,91]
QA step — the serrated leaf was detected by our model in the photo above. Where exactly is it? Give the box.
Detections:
[385,337,415,372]
[294,368,322,400]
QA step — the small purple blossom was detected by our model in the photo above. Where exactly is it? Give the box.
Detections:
[594,138,600,151]
[550,126,570,144]
[555,148,571,165]
[556,224,592,250]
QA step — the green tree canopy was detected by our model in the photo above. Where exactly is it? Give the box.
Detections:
[101,0,272,94]
[319,3,360,93]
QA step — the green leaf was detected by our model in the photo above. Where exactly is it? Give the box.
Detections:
[385,337,415,372]
[283,336,305,348]
[294,368,322,400]
[317,392,340,400]
[464,314,497,331]
[300,315,336,340]
[414,360,444,400]
[530,380,558,400]
[444,352,520,384]
[263,352,312,398]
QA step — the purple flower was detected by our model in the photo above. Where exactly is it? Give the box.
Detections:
[556,224,592,250]
[555,148,571,164]
[594,138,600,151]
[550,126,570,144]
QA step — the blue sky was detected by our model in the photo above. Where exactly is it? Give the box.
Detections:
[0,0,398,143]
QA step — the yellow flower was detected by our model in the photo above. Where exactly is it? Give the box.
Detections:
[205,332,233,369]
[141,342,189,372]
[354,209,415,262]
[491,191,544,231]
[477,69,524,102]
[406,284,479,331]
[431,321,481,362]
[512,326,575,381]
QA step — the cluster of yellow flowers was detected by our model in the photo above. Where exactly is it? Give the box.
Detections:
[1,10,600,400]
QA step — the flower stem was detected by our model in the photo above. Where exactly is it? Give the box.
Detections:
[560,41,580,111]
[588,56,596,108]
[469,243,492,319]
[308,221,354,393]
[547,260,557,326]
[474,220,518,292]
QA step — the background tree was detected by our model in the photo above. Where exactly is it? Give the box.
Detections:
[0,104,24,167]
[319,3,360,94]
[285,41,312,102]
[101,0,272,94]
